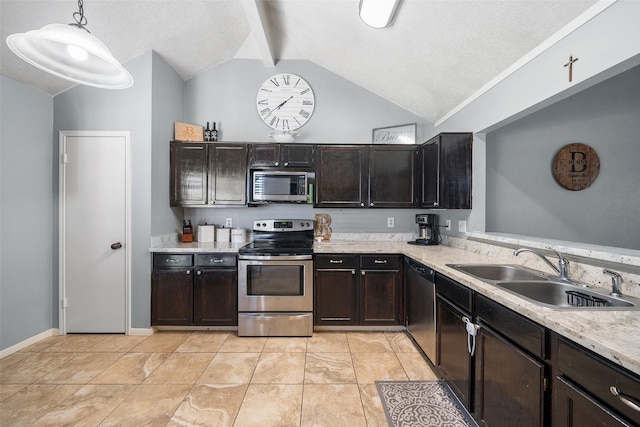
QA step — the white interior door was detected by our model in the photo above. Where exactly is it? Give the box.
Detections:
[59,131,130,333]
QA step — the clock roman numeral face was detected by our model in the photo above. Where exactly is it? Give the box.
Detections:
[256,73,315,131]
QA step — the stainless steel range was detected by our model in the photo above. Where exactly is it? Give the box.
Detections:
[238,219,314,337]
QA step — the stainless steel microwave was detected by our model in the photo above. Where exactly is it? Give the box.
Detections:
[251,171,309,202]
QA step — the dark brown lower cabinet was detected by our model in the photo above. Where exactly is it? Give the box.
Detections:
[360,269,401,324]
[553,335,640,427]
[314,254,402,326]
[436,295,473,410]
[151,268,194,325]
[151,253,237,326]
[474,325,544,427]
[553,377,632,427]
[194,267,237,326]
[314,269,358,324]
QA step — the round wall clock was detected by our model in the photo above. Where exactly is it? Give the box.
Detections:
[552,143,600,191]
[256,73,315,131]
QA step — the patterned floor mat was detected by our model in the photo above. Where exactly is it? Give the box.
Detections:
[376,380,478,427]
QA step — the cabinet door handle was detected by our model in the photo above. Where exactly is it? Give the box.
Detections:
[361,271,365,276]
[196,270,202,276]
[610,386,640,412]
[275,161,280,166]
[284,162,289,167]
[374,259,387,264]
[166,258,177,263]
[360,203,364,207]
[351,270,356,275]
[211,258,224,263]
[186,270,191,275]
[329,259,343,264]
[370,202,374,206]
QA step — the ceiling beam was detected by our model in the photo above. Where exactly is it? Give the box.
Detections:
[240,0,275,67]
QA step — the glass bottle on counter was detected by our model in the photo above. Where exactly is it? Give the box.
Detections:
[211,122,218,141]
[182,220,193,243]
[204,122,211,141]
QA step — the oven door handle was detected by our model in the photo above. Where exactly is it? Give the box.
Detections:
[239,254,313,261]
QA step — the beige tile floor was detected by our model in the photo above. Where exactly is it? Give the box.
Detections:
[0,331,438,427]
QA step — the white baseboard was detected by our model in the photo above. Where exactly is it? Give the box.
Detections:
[128,327,154,336]
[0,328,59,359]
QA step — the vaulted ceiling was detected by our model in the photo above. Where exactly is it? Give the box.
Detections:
[0,0,597,123]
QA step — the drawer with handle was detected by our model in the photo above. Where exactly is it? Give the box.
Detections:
[196,253,236,267]
[315,254,358,269]
[360,254,401,270]
[153,254,193,268]
[557,336,640,424]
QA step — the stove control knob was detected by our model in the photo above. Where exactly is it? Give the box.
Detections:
[262,223,267,227]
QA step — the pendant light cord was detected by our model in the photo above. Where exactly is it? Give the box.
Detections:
[72,0,88,29]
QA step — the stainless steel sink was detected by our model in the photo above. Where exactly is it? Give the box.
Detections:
[447,263,640,310]
[494,280,638,310]
[447,264,549,282]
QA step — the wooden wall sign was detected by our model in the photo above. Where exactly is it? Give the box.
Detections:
[552,143,600,191]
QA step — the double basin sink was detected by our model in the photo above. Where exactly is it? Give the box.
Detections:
[447,264,639,310]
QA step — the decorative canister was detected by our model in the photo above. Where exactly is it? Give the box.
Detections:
[197,225,215,242]
[216,227,230,242]
[231,228,246,243]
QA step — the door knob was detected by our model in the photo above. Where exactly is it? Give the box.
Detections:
[110,242,122,250]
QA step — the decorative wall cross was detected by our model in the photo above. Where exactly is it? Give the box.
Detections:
[564,55,579,82]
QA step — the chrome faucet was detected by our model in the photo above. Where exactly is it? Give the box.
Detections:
[603,269,623,297]
[514,247,570,280]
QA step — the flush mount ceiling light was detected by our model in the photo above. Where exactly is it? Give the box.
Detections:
[6,0,133,89]
[359,0,401,29]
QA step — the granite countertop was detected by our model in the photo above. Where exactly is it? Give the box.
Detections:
[315,241,640,377]
[151,241,250,253]
[150,238,640,376]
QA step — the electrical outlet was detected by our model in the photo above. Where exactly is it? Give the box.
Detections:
[445,219,451,231]
[458,220,467,233]
[225,218,232,228]
[387,217,394,228]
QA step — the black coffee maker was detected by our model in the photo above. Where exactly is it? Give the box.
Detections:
[408,213,439,246]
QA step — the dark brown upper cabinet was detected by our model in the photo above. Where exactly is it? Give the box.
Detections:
[368,145,417,208]
[249,143,315,169]
[420,132,472,209]
[315,144,417,208]
[170,142,247,206]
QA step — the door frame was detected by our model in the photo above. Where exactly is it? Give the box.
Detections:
[58,130,132,335]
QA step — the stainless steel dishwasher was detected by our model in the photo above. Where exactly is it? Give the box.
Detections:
[405,257,436,363]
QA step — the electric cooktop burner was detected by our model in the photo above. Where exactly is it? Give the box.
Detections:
[239,219,315,256]
[239,240,313,255]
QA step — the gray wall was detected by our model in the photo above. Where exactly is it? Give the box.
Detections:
[0,76,54,349]
[151,52,184,237]
[486,64,640,250]
[54,52,155,329]
[185,59,433,143]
